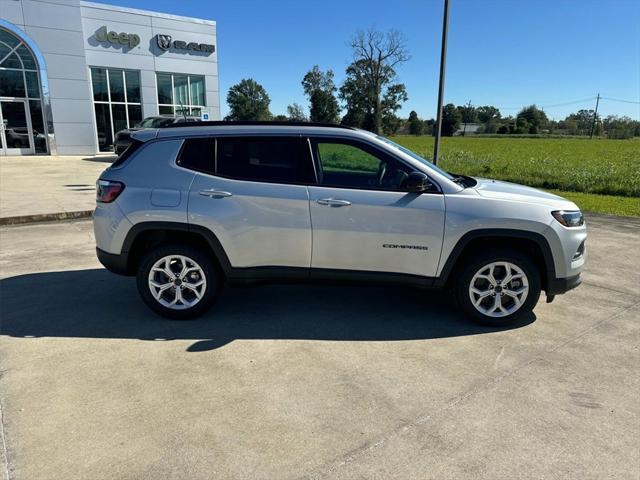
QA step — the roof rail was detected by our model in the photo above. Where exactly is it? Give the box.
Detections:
[169,120,356,129]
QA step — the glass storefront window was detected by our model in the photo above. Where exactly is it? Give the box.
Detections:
[28,100,47,153]
[157,73,173,104]
[174,75,189,107]
[111,104,127,134]
[108,70,125,102]
[1,27,46,154]
[91,68,109,102]
[16,44,36,70]
[0,70,26,97]
[94,103,113,152]
[90,67,142,152]
[125,71,140,103]
[190,76,205,106]
[127,105,142,125]
[156,73,206,118]
[25,71,39,98]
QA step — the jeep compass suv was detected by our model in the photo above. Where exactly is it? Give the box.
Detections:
[94,122,586,325]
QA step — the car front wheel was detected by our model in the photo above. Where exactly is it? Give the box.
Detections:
[136,244,219,320]
[456,249,541,326]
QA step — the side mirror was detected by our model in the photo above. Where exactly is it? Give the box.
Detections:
[406,172,433,193]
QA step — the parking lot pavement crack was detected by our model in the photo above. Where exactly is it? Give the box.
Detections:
[0,394,10,480]
[581,280,639,298]
[301,300,640,480]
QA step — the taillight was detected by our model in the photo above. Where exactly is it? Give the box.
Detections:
[96,179,125,203]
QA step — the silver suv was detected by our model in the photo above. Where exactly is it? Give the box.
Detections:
[94,122,586,325]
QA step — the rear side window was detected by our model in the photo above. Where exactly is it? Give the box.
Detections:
[177,137,215,173]
[216,137,314,184]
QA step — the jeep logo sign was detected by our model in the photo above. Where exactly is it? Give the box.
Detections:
[154,34,215,55]
[95,26,140,49]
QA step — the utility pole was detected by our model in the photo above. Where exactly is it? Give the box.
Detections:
[590,93,600,139]
[433,0,450,166]
[462,99,472,136]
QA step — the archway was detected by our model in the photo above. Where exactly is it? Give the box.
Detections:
[0,21,54,155]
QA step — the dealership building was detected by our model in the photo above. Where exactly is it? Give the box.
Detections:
[0,0,219,155]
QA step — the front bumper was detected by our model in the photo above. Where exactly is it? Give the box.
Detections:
[546,273,582,295]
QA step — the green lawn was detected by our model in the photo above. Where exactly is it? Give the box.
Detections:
[391,136,640,216]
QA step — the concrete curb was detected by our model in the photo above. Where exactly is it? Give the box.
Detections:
[0,210,93,226]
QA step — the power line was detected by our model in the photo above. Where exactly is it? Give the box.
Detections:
[601,96,640,105]
[480,96,597,110]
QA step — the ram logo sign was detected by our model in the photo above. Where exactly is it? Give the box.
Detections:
[156,34,172,51]
[154,34,215,55]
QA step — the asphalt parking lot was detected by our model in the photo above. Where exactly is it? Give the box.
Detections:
[0,214,638,480]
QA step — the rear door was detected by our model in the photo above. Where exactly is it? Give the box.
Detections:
[186,136,315,269]
[307,137,445,278]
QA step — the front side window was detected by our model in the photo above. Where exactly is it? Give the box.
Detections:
[313,139,413,191]
[156,73,206,117]
[216,137,314,184]
[90,67,143,151]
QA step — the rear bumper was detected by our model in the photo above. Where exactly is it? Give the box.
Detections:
[546,273,582,295]
[96,247,130,276]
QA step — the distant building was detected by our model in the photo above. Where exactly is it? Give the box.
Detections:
[1,0,219,156]
[454,123,482,136]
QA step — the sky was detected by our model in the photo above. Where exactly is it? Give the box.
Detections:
[94,0,640,120]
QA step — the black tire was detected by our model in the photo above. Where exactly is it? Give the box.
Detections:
[455,249,541,326]
[136,243,220,320]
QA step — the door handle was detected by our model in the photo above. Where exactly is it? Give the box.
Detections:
[317,198,351,207]
[199,189,233,198]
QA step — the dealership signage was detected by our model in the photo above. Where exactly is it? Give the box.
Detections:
[155,34,215,55]
[93,26,214,55]
[94,26,140,49]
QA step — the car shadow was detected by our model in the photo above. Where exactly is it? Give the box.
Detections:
[0,269,535,352]
[82,155,117,163]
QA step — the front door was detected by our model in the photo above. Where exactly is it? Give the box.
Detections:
[308,138,445,278]
[0,99,34,155]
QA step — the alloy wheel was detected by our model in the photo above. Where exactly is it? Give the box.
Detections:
[148,255,207,310]
[468,261,529,318]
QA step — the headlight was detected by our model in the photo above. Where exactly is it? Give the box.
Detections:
[551,210,584,227]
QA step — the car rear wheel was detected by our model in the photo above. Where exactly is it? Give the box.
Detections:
[455,249,541,326]
[136,244,219,320]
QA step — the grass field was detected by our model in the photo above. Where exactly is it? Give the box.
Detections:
[391,136,640,216]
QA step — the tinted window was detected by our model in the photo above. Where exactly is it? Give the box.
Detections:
[91,68,108,102]
[177,138,215,173]
[157,74,173,104]
[216,137,314,184]
[314,140,412,191]
[108,69,125,102]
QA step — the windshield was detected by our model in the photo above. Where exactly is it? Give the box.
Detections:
[375,135,455,180]
[136,117,175,128]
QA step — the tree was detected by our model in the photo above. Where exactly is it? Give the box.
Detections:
[273,114,288,121]
[225,79,271,121]
[476,106,501,124]
[457,104,478,124]
[382,114,403,136]
[408,110,423,135]
[562,109,600,136]
[286,103,307,122]
[516,105,548,134]
[441,103,461,136]
[301,66,340,123]
[340,28,410,134]
[603,115,637,139]
[476,105,501,133]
